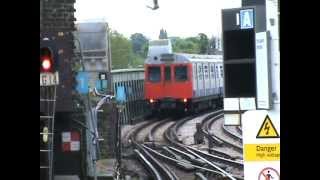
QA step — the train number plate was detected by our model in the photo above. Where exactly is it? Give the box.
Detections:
[40,72,59,86]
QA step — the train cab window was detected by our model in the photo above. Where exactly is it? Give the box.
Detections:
[148,66,161,82]
[175,66,188,81]
[165,66,171,81]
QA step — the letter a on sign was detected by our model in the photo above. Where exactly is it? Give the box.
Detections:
[256,115,280,138]
[240,9,254,29]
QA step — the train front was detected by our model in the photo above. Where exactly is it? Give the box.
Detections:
[144,53,193,114]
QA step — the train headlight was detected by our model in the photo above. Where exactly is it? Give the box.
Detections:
[150,99,154,103]
[183,98,187,103]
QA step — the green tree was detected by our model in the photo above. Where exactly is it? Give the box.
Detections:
[130,33,148,57]
[198,33,209,54]
[172,37,200,54]
[110,31,132,69]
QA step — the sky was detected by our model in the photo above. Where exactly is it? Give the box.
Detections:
[74,0,241,40]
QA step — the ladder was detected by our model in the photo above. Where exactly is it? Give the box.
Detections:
[40,85,57,180]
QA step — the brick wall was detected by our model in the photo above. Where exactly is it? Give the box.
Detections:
[40,0,78,112]
[40,0,76,32]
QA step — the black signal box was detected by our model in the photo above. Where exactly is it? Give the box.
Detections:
[222,6,266,98]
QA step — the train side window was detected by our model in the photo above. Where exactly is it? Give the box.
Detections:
[193,64,197,78]
[216,66,219,78]
[220,65,223,78]
[165,66,171,81]
[175,66,188,81]
[211,65,215,78]
[200,66,202,78]
[204,65,208,79]
[148,66,161,82]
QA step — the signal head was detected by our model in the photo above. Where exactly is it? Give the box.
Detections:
[40,47,54,73]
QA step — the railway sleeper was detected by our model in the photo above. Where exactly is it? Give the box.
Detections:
[198,170,229,180]
[206,133,224,147]
[167,146,206,166]
[207,148,233,159]
[175,160,196,171]
[140,145,178,180]
[133,149,163,180]
[162,146,183,160]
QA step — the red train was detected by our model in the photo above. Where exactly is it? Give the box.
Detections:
[144,45,224,113]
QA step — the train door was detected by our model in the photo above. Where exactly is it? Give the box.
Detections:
[215,64,220,95]
[197,63,204,97]
[210,63,215,95]
[203,63,210,96]
[192,63,197,97]
[163,65,172,97]
[219,64,224,94]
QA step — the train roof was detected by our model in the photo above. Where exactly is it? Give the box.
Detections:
[145,53,222,64]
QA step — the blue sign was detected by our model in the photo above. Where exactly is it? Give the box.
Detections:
[76,72,89,94]
[116,86,126,102]
[240,9,254,29]
[95,80,107,91]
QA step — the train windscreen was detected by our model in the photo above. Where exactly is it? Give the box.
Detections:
[175,66,188,81]
[148,66,161,82]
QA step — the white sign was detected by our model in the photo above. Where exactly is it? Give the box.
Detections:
[40,72,59,86]
[258,167,280,180]
[62,132,71,142]
[223,98,239,111]
[224,113,240,126]
[256,32,271,109]
[242,110,280,180]
[240,97,256,110]
[240,9,254,29]
[70,141,80,151]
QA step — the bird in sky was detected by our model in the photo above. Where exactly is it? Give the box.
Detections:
[147,0,159,10]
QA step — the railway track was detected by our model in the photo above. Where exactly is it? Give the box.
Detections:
[122,118,179,180]
[121,110,244,179]
[236,126,242,135]
[163,110,244,179]
[204,113,243,154]
[222,125,242,142]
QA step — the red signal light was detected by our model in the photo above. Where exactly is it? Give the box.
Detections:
[41,58,52,71]
[40,47,55,73]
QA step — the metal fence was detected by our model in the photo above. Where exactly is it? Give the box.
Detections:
[111,69,149,124]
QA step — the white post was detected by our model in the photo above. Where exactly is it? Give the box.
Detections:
[241,1,280,179]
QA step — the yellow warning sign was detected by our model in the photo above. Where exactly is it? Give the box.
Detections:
[244,144,280,161]
[256,115,279,138]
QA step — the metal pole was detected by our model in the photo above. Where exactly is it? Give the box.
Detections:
[115,103,124,179]
[106,24,113,94]
[75,36,99,180]
[93,159,97,180]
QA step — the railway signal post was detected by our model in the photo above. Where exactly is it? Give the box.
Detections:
[115,85,126,179]
[222,0,280,179]
[40,37,60,180]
